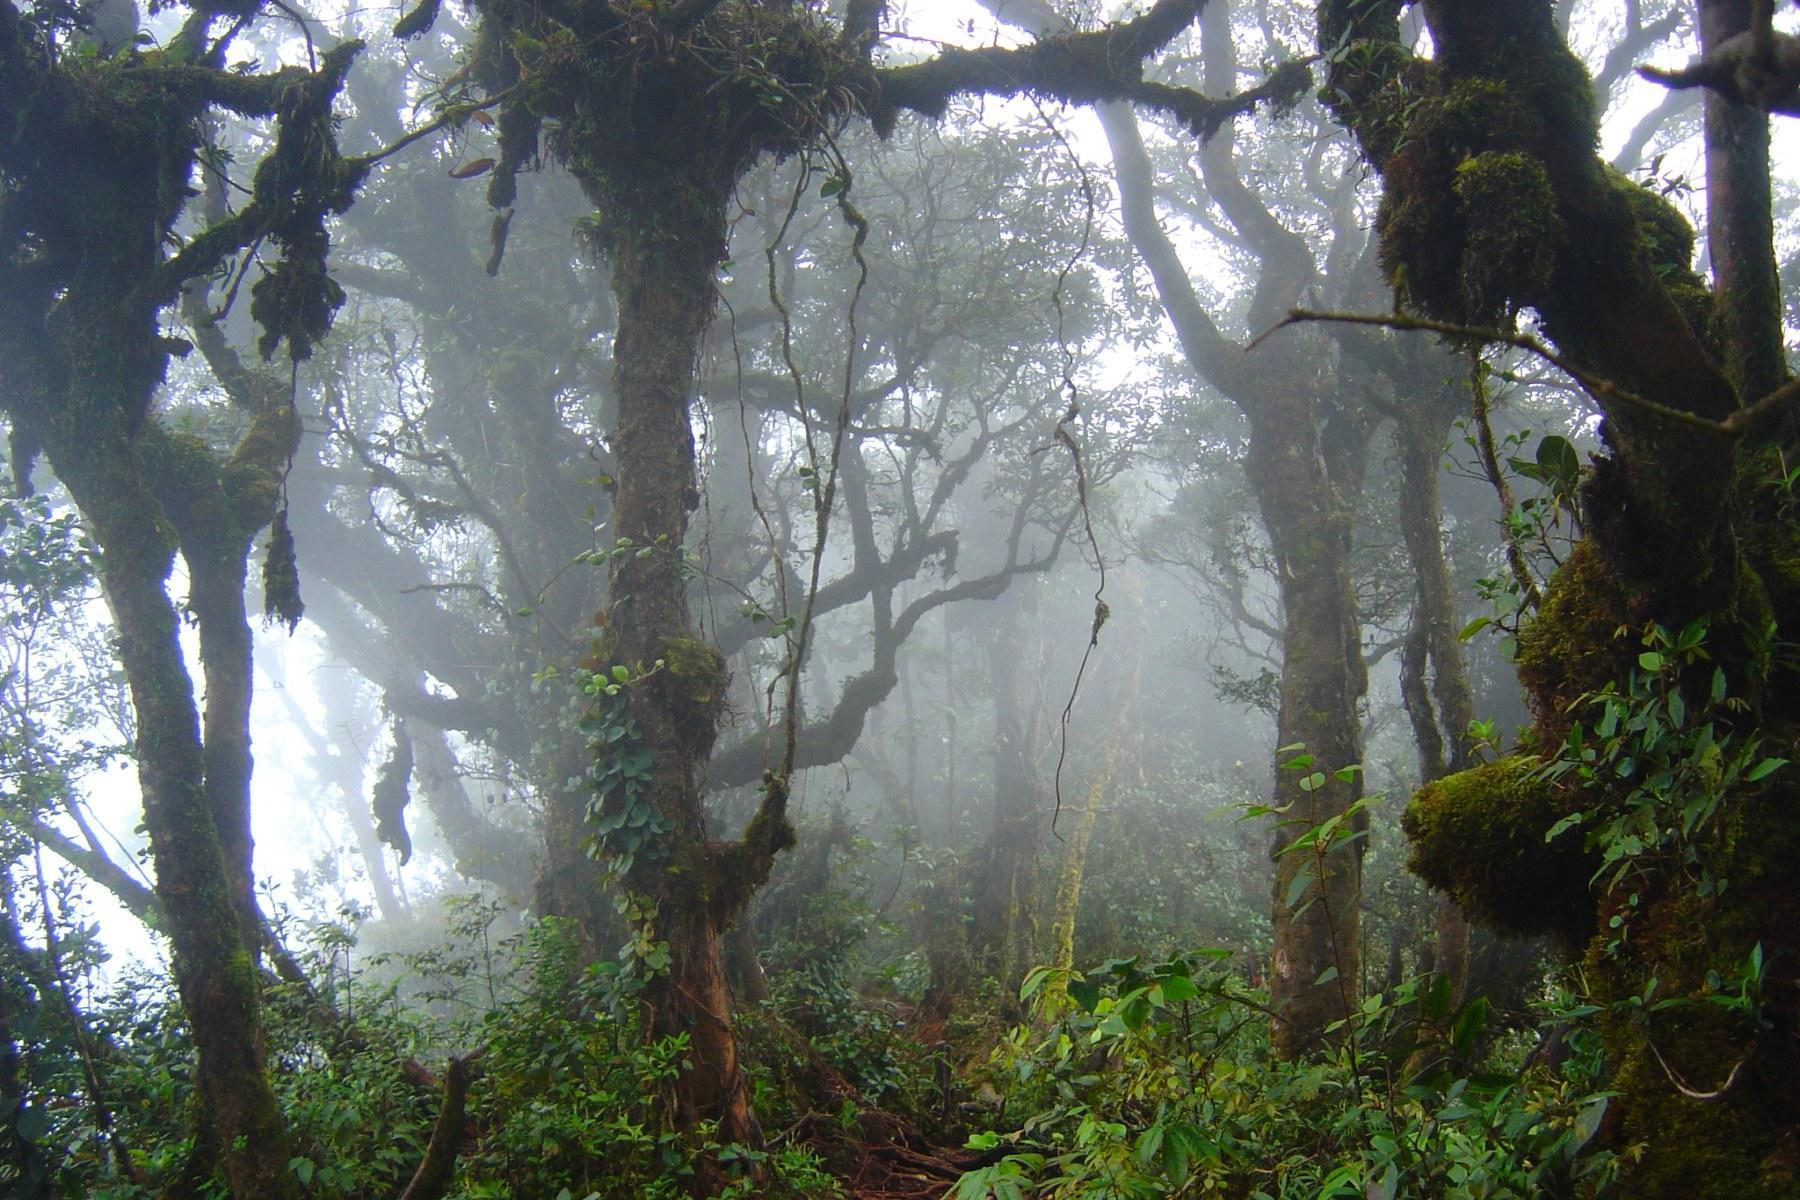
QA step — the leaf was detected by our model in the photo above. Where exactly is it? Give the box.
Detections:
[1419,971,1454,1021]
[1284,864,1316,910]
[1458,615,1492,641]
[1156,975,1200,1004]
[470,107,496,127]
[1450,996,1490,1058]
[1746,757,1787,783]
[1571,1097,1608,1152]
[1314,965,1339,987]
[450,157,497,179]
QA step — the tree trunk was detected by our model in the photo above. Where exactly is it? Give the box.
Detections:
[1700,0,1787,404]
[1248,397,1373,1059]
[970,579,1046,995]
[597,187,759,1149]
[39,427,299,1200]
[1394,397,1479,1008]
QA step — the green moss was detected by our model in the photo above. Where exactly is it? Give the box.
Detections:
[1604,166,1718,348]
[1516,541,1635,739]
[1376,79,1553,322]
[659,636,726,706]
[1584,782,1800,1198]
[1403,755,1594,950]
[656,635,728,757]
[1451,151,1561,321]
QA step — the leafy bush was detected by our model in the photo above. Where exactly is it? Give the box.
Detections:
[956,950,1619,1199]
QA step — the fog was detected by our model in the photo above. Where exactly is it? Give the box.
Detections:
[4,0,1797,1195]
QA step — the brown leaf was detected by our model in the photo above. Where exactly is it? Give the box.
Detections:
[448,157,495,179]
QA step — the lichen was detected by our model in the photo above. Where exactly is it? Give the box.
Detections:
[1402,755,1595,951]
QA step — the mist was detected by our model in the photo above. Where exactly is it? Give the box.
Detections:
[3,0,1797,1196]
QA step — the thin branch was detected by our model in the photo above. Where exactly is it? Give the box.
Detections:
[1263,307,1741,439]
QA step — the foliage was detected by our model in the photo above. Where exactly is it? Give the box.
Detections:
[957,950,1618,1199]
[1540,618,1787,926]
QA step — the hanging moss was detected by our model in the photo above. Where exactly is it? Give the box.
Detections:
[260,507,304,633]
[372,720,416,866]
[1402,755,1594,952]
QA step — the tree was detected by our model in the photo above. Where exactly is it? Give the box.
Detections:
[983,0,1371,1054]
[366,0,1313,1152]
[1322,1,1800,1192]
[0,3,393,1190]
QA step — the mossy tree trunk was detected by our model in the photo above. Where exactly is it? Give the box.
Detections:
[1698,0,1786,405]
[1245,396,1374,1057]
[597,177,769,1144]
[1392,383,1479,1007]
[1092,0,1375,1055]
[0,14,368,1194]
[1322,2,1800,1191]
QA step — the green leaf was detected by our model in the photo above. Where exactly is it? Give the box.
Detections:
[1314,965,1339,987]
[1284,864,1315,910]
[1746,757,1787,783]
[1419,971,1454,1021]
[1450,996,1490,1057]
[1156,975,1199,1004]
[1458,615,1492,641]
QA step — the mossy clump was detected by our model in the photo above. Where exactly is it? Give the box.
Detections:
[1515,541,1636,740]
[1377,79,1559,324]
[657,635,728,755]
[260,507,304,633]
[1451,150,1561,323]
[1606,166,1718,349]
[1402,755,1594,951]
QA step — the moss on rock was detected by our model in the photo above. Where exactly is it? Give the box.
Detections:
[1403,755,1594,952]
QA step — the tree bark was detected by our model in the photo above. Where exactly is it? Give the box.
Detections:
[1248,396,1373,1057]
[1701,0,1788,404]
[38,429,300,1200]
[597,182,760,1148]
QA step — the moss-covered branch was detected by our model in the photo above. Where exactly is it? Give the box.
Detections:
[875,0,1310,141]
